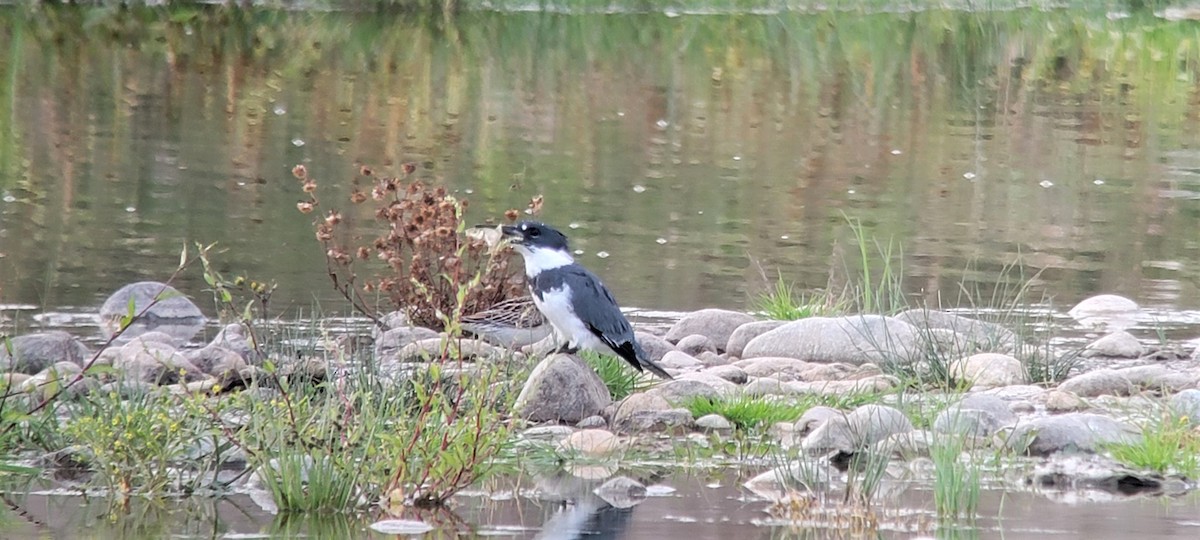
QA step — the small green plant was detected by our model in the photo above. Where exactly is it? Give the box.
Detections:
[581,351,648,400]
[684,396,808,431]
[930,425,981,521]
[257,452,361,513]
[754,276,828,321]
[1105,412,1200,476]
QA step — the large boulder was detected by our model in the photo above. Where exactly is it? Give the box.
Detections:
[110,339,206,385]
[0,331,91,374]
[1082,331,1144,359]
[726,321,788,358]
[934,394,1016,437]
[742,316,919,366]
[664,309,755,350]
[800,404,913,453]
[99,281,205,343]
[209,323,262,363]
[634,331,675,363]
[894,308,1018,352]
[949,353,1026,389]
[515,354,611,423]
[1068,294,1139,320]
[1057,369,1135,398]
[1004,413,1139,456]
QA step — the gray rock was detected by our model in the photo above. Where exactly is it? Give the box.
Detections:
[515,354,612,423]
[111,340,205,385]
[394,338,516,363]
[0,331,91,374]
[613,408,694,433]
[648,379,720,405]
[695,414,734,431]
[612,392,671,426]
[1115,365,1199,394]
[801,404,914,453]
[1043,389,1085,413]
[742,377,794,397]
[742,315,919,366]
[577,415,608,429]
[725,320,788,359]
[1004,413,1139,456]
[743,459,833,500]
[209,323,263,363]
[664,309,755,350]
[97,379,157,398]
[371,311,412,341]
[1083,331,1144,358]
[1171,389,1200,426]
[99,281,205,342]
[185,345,248,376]
[981,384,1047,401]
[894,308,1018,352]
[1030,454,1177,496]
[675,334,717,357]
[634,331,675,363]
[1068,295,1139,320]
[657,350,704,371]
[950,353,1026,389]
[594,476,646,508]
[794,406,842,436]
[696,351,727,366]
[1058,369,1135,398]
[674,373,739,397]
[558,429,622,457]
[955,393,1018,422]
[374,326,441,361]
[934,408,1006,437]
[700,364,748,385]
[735,357,855,382]
[785,376,900,396]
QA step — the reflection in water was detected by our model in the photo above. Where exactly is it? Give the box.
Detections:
[3,7,1200,321]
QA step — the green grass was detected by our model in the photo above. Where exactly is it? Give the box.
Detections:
[1105,412,1200,476]
[581,351,649,400]
[753,276,832,321]
[930,431,981,521]
[684,395,809,431]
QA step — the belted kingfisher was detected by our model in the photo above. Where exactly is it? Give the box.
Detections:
[500,221,673,380]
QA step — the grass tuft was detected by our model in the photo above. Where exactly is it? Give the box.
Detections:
[683,396,808,431]
[1105,411,1200,476]
[581,351,648,400]
[930,427,981,521]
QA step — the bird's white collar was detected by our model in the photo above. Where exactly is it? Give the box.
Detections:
[515,245,574,277]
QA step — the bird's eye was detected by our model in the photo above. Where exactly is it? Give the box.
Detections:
[528,228,541,238]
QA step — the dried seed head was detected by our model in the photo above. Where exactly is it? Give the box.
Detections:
[297,201,315,214]
[372,186,386,200]
[325,211,342,226]
[356,247,370,260]
[504,209,519,221]
[350,189,367,204]
[302,180,317,193]
[434,226,452,238]
[402,162,417,175]
[359,165,373,176]
[292,164,307,179]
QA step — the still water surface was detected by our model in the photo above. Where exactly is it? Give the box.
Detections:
[3,6,1200,319]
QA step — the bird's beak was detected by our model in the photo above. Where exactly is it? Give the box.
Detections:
[500,225,524,243]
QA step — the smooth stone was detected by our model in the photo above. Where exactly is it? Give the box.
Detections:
[593,476,647,509]
[950,353,1026,389]
[1068,294,1139,320]
[372,310,412,340]
[1043,389,1086,413]
[696,351,727,366]
[981,384,1048,401]
[634,331,676,363]
[1115,365,1199,394]
[96,379,157,398]
[612,408,694,433]
[673,372,739,397]
[801,404,913,453]
[394,337,516,363]
[1058,369,1135,398]
[742,316,919,366]
[185,345,248,376]
[934,408,1006,437]
[695,414,734,431]
[1030,454,1176,496]
[725,320,788,359]
[675,334,717,357]
[648,379,720,405]
[522,425,576,442]
[956,393,1018,422]
[1083,331,1144,358]
[1,373,32,390]
[742,377,794,397]
[657,350,704,370]
[794,406,842,436]
[20,361,85,399]
[369,520,434,535]
[577,415,608,429]
[1171,389,1200,426]
[784,376,899,396]
[209,323,261,363]
[112,340,206,385]
[743,459,832,500]
[374,326,441,361]
[0,331,91,374]
[700,364,748,385]
[515,354,612,424]
[875,430,938,459]
[893,308,1019,352]
[734,357,854,382]
[612,392,672,427]
[664,309,756,350]
[99,281,205,342]
[558,429,621,457]
[1004,413,1139,456]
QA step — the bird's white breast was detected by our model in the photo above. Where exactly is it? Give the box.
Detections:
[518,245,574,278]
[533,285,606,351]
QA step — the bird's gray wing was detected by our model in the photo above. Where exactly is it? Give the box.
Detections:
[563,268,673,380]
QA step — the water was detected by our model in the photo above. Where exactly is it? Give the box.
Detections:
[3,6,1200,321]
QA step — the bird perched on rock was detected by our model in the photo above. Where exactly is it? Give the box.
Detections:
[500,221,672,380]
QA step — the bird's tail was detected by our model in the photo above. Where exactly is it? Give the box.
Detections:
[634,341,674,380]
